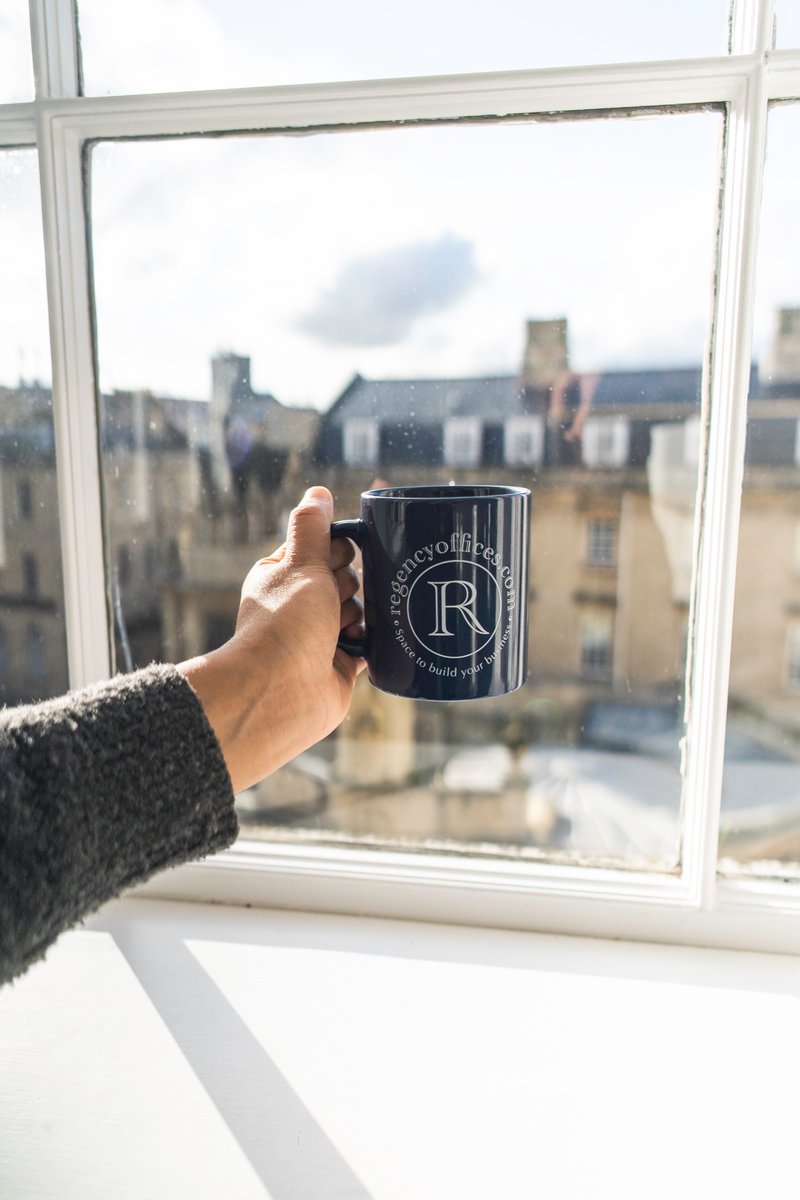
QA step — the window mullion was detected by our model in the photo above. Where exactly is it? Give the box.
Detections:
[680,61,769,906]
[28,0,80,100]
[36,112,111,689]
[729,0,776,55]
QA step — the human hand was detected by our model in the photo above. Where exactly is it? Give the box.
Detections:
[178,486,365,793]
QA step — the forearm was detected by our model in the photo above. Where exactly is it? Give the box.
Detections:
[0,664,237,986]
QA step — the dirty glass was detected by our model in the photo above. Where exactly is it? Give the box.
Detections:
[89,110,721,868]
[77,0,727,96]
[0,150,69,703]
[720,105,800,878]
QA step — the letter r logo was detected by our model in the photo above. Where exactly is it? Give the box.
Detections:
[428,579,491,637]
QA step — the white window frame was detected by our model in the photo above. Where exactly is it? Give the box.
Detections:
[444,416,482,467]
[9,0,800,953]
[505,415,544,467]
[582,416,631,468]
[342,418,379,467]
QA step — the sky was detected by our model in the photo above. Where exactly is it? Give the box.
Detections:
[2,0,799,409]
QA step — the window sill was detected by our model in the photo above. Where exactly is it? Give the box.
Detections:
[133,836,800,956]
[2,895,798,1198]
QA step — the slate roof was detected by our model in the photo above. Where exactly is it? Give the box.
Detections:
[327,367,706,424]
[591,368,702,408]
[327,375,527,424]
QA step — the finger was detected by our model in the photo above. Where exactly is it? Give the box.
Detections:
[334,647,367,685]
[284,486,334,568]
[340,596,363,629]
[335,564,360,603]
[330,536,356,571]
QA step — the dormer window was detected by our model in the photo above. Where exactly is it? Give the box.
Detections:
[343,419,378,467]
[444,417,481,467]
[582,417,630,468]
[504,416,544,467]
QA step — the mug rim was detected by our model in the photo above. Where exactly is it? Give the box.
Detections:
[362,483,531,502]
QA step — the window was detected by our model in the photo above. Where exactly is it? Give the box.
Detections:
[117,545,132,589]
[684,415,701,468]
[444,418,482,468]
[787,624,800,695]
[579,611,614,681]
[505,416,544,467]
[9,2,800,952]
[582,417,630,469]
[26,625,45,681]
[343,420,379,467]
[17,479,33,521]
[586,519,617,567]
[21,553,38,598]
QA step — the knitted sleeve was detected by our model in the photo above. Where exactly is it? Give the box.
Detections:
[0,663,238,985]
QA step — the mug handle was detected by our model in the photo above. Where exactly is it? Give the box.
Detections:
[331,518,368,658]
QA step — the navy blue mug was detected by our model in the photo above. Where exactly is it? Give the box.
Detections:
[331,484,530,701]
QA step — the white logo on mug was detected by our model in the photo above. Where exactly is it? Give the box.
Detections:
[407,560,502,660]
[428,579,491,637]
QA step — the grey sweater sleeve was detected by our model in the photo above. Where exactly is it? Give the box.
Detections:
[0,663,238,985]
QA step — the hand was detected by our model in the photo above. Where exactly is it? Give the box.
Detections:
[178,486,365,793]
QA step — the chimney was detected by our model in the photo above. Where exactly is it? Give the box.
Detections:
[209,353,252,494]
[521,319,569,390]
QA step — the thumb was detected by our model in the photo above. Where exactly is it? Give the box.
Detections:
[285,486,334,567]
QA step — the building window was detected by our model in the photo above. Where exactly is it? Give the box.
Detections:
[505,416,544,467]
[17,479,33,521]
[444,418,481,468]
[22,553,38,597]
[580,612,614,681]
[117,545,132,589]
[144,543,158,582]
[586,519,617,567]
[684,415,701,468]
[343,419,378,467]
[582,417,630,468]
[788,625,800,694]
[27,625,45,681]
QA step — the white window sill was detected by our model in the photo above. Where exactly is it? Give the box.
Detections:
[133,837,800,956]
[1,895,797,1199]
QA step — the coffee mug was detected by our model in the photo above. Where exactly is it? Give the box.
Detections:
[331,484,530,701]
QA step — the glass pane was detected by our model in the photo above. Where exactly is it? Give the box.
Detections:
[90,111,721,869]
[78,0,728,96]
[775,1,800,48]
[0,150,69,702]
[0,0,34,102]
[721,104,800,879]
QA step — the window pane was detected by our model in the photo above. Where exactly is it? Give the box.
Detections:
[0,151,69,703]
[90,111,720,869]
[0,1,33,103]
[775,1,800,48]
[78,0,728,96]
[721,104,800,879]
